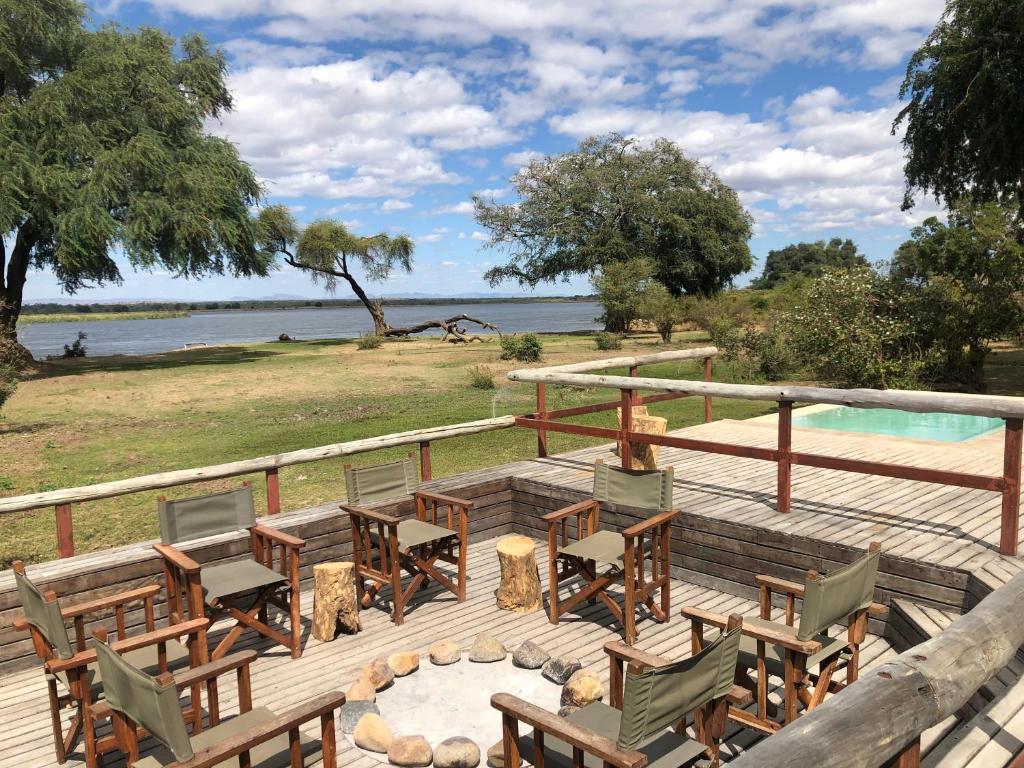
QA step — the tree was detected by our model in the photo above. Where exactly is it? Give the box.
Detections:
[257,206,413,335]
[474,134,753,296]
[894,0,1024,215]
[640,283,680,343]
[751,238,866,289]
[591,257,660,332]
[0,0,272,343]
[890,202,1024,389]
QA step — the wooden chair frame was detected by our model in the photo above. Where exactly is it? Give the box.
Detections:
[154,511,306,661]
[92,642,343,768]
[492,616,746,768]
[682,544,887,734]
[546,499,677,645]
[12,561,210,768]
[344,487,471,625]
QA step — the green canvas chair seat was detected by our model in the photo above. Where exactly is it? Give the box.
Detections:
[557,530,625,566]
[515,702,707,768]
[69,642,192,700]
[132,706,322,768]
[733,617,849,678]
[367,519,458,552]
[199,560,288,604]
[593,462,674,510]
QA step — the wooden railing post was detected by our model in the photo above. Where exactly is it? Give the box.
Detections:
[55,504,74,558]
[620,388,634,469]
[629,365,639,406]
[265,468,281,515]
[777,401,793,513]
[1000,417,1022,556]
[536,383,548,458]
[419,440,432,481]
[703,356,713,423]
[883,736,921,768]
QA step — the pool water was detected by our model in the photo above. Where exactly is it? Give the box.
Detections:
[792,406,1003,442]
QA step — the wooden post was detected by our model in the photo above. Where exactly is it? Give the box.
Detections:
[882,736,920,768]
[536,383,548,458]
[419,440,432,481]
[629,365,639,406]
[703,356,713,423]
[620,388,634,469]
[265,468,280,515]
[55,504,74,558]
[777,401,793,513]
[1000,417,1022,557]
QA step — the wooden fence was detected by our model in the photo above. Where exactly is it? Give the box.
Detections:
[508,354,1024,557]
[0,416,516,558]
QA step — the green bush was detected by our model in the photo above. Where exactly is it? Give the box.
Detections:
[0,365,17,414]
[467,364,495,389]
[356,333,383,350]
[62,331,88,358]
[593,332,623,350]
[499,333,543,362]
[709,320,792,382]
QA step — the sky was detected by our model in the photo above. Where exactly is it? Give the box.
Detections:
[27,0,949,303]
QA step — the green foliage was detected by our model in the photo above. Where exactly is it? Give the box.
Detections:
[355,333,383,350]
[61,331,88,358]
[751,239,867,289]
[710,322,792,382]
[890,201,1024,388]
[499,333,543,362]
[591,257,661,332]
[0,365,17,414]
[0,2,271,337]
[474,134,753,296]
[467,364,495,389]
[895,0,1024,213]
[593,332,623,351]
[639,283,680,343]
[782,268,929,389]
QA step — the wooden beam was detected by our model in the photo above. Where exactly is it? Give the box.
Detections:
[1000,418,1022,557]
[540,347,719,374]
[506,369,1024,419]
[0,416,516,515]
[728,571,1024,768]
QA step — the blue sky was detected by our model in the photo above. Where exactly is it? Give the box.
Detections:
[28,0,948,302]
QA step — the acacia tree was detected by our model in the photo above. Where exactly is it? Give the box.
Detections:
[474,134,753,297]
[0,0,272,346]
[894,0,1024,215]
[750,238,866,289]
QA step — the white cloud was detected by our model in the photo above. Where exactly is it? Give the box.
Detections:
[657,68,701,97]
[434,201,476,215]
[442,260,457,266]
[471,231,489,241]
[380,198,413,212]
[503,149,543,167]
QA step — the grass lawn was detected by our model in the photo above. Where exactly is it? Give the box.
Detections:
[0,331,776,565]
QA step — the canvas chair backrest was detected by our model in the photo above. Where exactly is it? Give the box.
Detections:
[14,568,73,660]
[159,487,257,545]
[345,459,419,505]
[593,462,674,512]
[94,637,195,762]
[616,625,742,750]
[797,547,881,641]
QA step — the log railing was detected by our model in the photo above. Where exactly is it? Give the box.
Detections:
[508,356,1024,556]
[0,416,516,559]
[529,348,718,458]
[727,569,1024,768]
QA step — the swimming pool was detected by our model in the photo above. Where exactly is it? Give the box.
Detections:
[791,405,1004,442]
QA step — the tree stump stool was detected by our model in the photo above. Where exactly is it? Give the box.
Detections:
[495,535,542,613]
[312,562,361,641]
[617,406,668,470]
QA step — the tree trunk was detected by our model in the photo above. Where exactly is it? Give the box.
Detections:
[495,535,542,613]
[0,223,36,343]
[342,274,388,335]
[312,562,360,640]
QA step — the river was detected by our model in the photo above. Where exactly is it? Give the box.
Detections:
[18,301,603,358]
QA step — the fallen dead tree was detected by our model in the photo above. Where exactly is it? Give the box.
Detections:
[381,314,500,343]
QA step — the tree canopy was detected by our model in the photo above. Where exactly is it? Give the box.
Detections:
[0,0,271,341]
[474,134,753,297]
[751,238,866,289]
[894,0,1024,215]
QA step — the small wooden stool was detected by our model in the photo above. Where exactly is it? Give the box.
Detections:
[495,535,542,613]
[312,562,361,641]
[617,405,668,470]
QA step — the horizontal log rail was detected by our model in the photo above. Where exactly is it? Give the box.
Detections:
[728,569,1024,768]
[0,416,516,559]
[509,354,1024,556]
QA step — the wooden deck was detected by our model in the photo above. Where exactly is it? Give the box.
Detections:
[0,538,900,768]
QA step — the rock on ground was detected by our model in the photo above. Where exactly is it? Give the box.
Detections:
[346,676,376,702]
[341,701,380,734]
[542,655,582,684]
[512,640,550,669]
[486,741,521,768]
[433,736,481,768]
[363,656,396,690]
[560,669,604,709]
[388,735,433,767]
[469,633,507,662]
[388,651,420,676]
[430,639,462,665]
[354,713,393,753]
